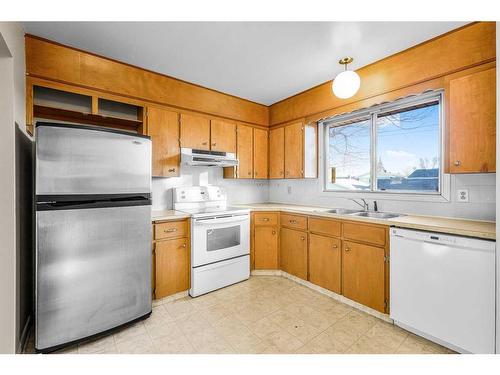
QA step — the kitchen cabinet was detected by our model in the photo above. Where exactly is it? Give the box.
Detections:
[449,67,496,173]
[153,219,190,299]
[280,227,308,280]
[210,119,236,153]
[269,127,284,179]
[147,107,180,177]
[180,113,211,150]
[236,124,254,178]
[308,234,341,294]
[342,240,386,313]
[254,226,279,269]
[155,237,190,299]
[253,128,269,179]
[284,122,303,178]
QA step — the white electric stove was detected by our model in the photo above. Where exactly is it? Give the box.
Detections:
[173,186,250,297]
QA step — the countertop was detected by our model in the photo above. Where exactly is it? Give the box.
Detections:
[151,210,191,222]
[233,203,496,240]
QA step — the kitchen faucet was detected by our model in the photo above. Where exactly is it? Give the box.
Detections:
[349,198,369,211]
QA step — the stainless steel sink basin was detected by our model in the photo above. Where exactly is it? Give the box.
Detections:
[324,208,363,215]
[349,211,402,219]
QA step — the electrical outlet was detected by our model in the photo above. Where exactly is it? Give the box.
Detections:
[457,189,469,203]
[287,186,292,194]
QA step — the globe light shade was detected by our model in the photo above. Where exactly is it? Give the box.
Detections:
[332,70,361,99]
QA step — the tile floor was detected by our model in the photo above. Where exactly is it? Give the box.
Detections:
[25,276,455,354]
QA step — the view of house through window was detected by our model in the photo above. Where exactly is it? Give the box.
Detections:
[325,94,441,193]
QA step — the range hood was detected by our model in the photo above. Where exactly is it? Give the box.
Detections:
[181,148,239,167]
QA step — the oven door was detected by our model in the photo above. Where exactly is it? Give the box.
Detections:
[192,214,250,267]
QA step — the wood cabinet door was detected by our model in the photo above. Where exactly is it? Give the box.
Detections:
[308,234,341,293]
[148,107,180,177]
[449,68,496,173]
[155,238,189,299]
[180,113,210,150]
[211,119,236,153]
[254,226,279,269]
[253,128,268,179]
[342,240,385,313]
[280,227,307,280]
[236,124,253,178]
[269,127,284,179]
[284,122,303,178]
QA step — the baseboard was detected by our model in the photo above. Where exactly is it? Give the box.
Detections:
[17,314,32,354]
[251,270,392,323]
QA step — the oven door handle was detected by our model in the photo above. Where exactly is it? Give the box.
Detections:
[194,216,249,225]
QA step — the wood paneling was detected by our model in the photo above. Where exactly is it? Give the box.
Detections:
[308,217,341,238]
[253,128,269,179]
[155,238,190,299]
[236,124,253,178]
[210,119,236,152]
[342,240,385,313]
[26,35,269,126]
[270,22,496,125]
[280,213,307,231]
[343,222,386,247]
[253,212,279,226]
[180,113,210,150]
[284,122,303,178]
[308,234,341,293]
[269,127,285,179]
[154,220,188,240]
[254,226,279,270]
[449,67,496,173]
[280,227,308,280]
[148,107,180,177]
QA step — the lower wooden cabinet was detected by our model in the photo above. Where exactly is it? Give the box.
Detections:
[308,233,341,294]
[280,227,307,280]
[254,226,279,269]
[342,240,386,313]
[153,219,190,300]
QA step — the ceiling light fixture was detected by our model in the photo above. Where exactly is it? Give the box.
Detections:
[332,57,360,99]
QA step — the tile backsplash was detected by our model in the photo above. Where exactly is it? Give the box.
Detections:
[153,168,495,221]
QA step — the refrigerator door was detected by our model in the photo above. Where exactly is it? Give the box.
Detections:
[36,204,152,351]
[36,123,151,195]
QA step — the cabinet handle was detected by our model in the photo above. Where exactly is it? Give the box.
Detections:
[248,172,251,175]
[212,142,217,146]
[280,171,283,175]
[168,168,176,172]
[181,243,187,248]
[289,219,297,224]
[255,172,258,176]
[454,160,461,166]
[261,218,269,222]
[345,247,350,252]
[272,230,276,235]
[202,142,208,145]
[164,228,178,233]
[332,244,338,249]
[300,236,305,241]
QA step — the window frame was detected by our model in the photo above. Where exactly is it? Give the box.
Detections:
[321,90,449,201]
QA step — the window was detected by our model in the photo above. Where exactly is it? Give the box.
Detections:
[325,92,442,194]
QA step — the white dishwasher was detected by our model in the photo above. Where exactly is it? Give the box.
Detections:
[390,228,496,354]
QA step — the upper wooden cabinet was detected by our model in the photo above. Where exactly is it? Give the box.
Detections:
[253,128,269,179]
[148,107,180,177]
[236,124,254,179]
[284,122,303,178]
[449,67,496,173]
[210,119,236,153]
[180,113,210,150]
[269,127,285,179]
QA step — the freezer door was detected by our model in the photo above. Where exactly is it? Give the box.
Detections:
[36,204,152,351]
[36,124,151,195]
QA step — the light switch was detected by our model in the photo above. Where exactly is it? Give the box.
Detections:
[457,189,469,203]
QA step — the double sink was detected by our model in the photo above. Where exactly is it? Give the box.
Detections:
[320,208,402,220]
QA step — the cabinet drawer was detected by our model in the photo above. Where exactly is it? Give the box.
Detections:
[254,212,279,226]
[280,213,307,230]
[343,222,386,247]
[154,220,188,240]
[308,217,341,237]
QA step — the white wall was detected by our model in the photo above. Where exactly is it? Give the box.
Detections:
[152,165,269,210]
[269,173,495,221]
[0,22,25,354]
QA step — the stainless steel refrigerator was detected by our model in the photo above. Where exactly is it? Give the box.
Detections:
[35,122,152,352]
